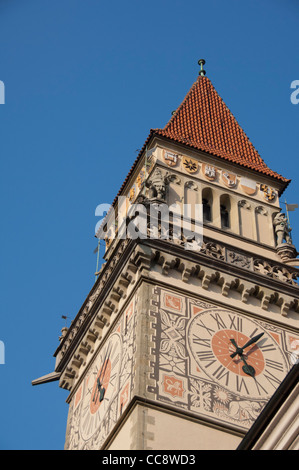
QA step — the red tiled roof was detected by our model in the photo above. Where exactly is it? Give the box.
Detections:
[112,75,289,208]
[154,75,289,183]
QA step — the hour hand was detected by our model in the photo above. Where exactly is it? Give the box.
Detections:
[230,338,244,358]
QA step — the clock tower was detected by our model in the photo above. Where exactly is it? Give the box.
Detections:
[50,62,299,450]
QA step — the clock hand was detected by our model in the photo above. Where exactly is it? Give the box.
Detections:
[239,355,256,377]
[98,342,113,401]
[230,338,244,358]
[241,332,264,351]
[93,343,112,403]
[230,332,264,359]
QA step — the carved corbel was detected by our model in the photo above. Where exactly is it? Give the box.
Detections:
[161,260,173,275]
[199,268,217,290]
[127,260,138,274]
[216,274,240,296]
[184,180,198,191]
[86,329,98,345]
[277,296,295,317]
[71,356,82,370]
[238,282,258,303]
[202,273,213,290]
[79,341,91,357]
[64,366,76,380]
[258,288,276,310]
[238,199,251,210]
[118,273,131,288]
[165,173,182,185]
[255,205,268,216]
[182,264,195,282]
[73,354,84,369]
[133,245,153,274]
[101,301,115,325]
[59,378,72,391]
[220,278,236,297]
[111,286,125,301]
[94,314,105,331]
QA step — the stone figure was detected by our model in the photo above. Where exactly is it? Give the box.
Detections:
[273,212,292,245]
[146,168,167,201]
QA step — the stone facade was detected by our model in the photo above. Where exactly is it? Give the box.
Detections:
[52,77,299,450]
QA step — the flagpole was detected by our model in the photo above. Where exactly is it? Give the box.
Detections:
[284,199,291,231]
[144,145,148,195]
[95,239,101,282]
[283,199,297,243]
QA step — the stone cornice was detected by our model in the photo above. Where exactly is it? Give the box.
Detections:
[55,231,299,392]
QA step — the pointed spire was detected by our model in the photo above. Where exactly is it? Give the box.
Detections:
[154,67,289,184]
[112,63,290,207]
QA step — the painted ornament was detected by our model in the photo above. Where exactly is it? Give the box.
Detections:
[182,156,199,173]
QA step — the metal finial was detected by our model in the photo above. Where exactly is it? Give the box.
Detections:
[198,59,206,76]
[62,315,69,327]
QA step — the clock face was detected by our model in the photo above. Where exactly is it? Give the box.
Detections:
[79,332,122,441]
[187,309,289,400]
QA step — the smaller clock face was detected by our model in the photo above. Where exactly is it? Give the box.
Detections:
[187,309,289,400]
[79,332,122,441]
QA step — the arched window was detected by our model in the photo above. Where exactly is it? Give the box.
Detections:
[220,195,230,229]
[202,188,212,223]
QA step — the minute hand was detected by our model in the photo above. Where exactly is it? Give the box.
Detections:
[230,332,264,358]
[242,332,264,350]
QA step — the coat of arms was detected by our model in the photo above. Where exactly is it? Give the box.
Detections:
[202,163,217,181]
[163,150,178,167]
[221,170,237,188]
[260,184,276,202]
[182,156,199,173]
[240,177,257,195]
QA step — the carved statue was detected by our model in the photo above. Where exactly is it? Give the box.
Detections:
[146,168,167,201]
[273,212,292,245]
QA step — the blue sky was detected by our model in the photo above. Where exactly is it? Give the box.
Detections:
[0,0,298,450]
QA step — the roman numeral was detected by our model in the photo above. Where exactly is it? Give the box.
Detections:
[192,334,210,348]
[236,375,250,395]
[210,312,227,330]
[254,377,268,396]
[111,353,120,370]
[259,342,276,353]
[196,350,217,368]
[195,320,215,336]
[265,359,285,372]
[212,365,230,386]
[228,314,243,332]
[264,369,283,388]
[109,372,117,386]
[249,327,259,338]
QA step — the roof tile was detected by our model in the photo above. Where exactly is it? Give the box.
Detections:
[112,74,290,207]
[154,75,289,183]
